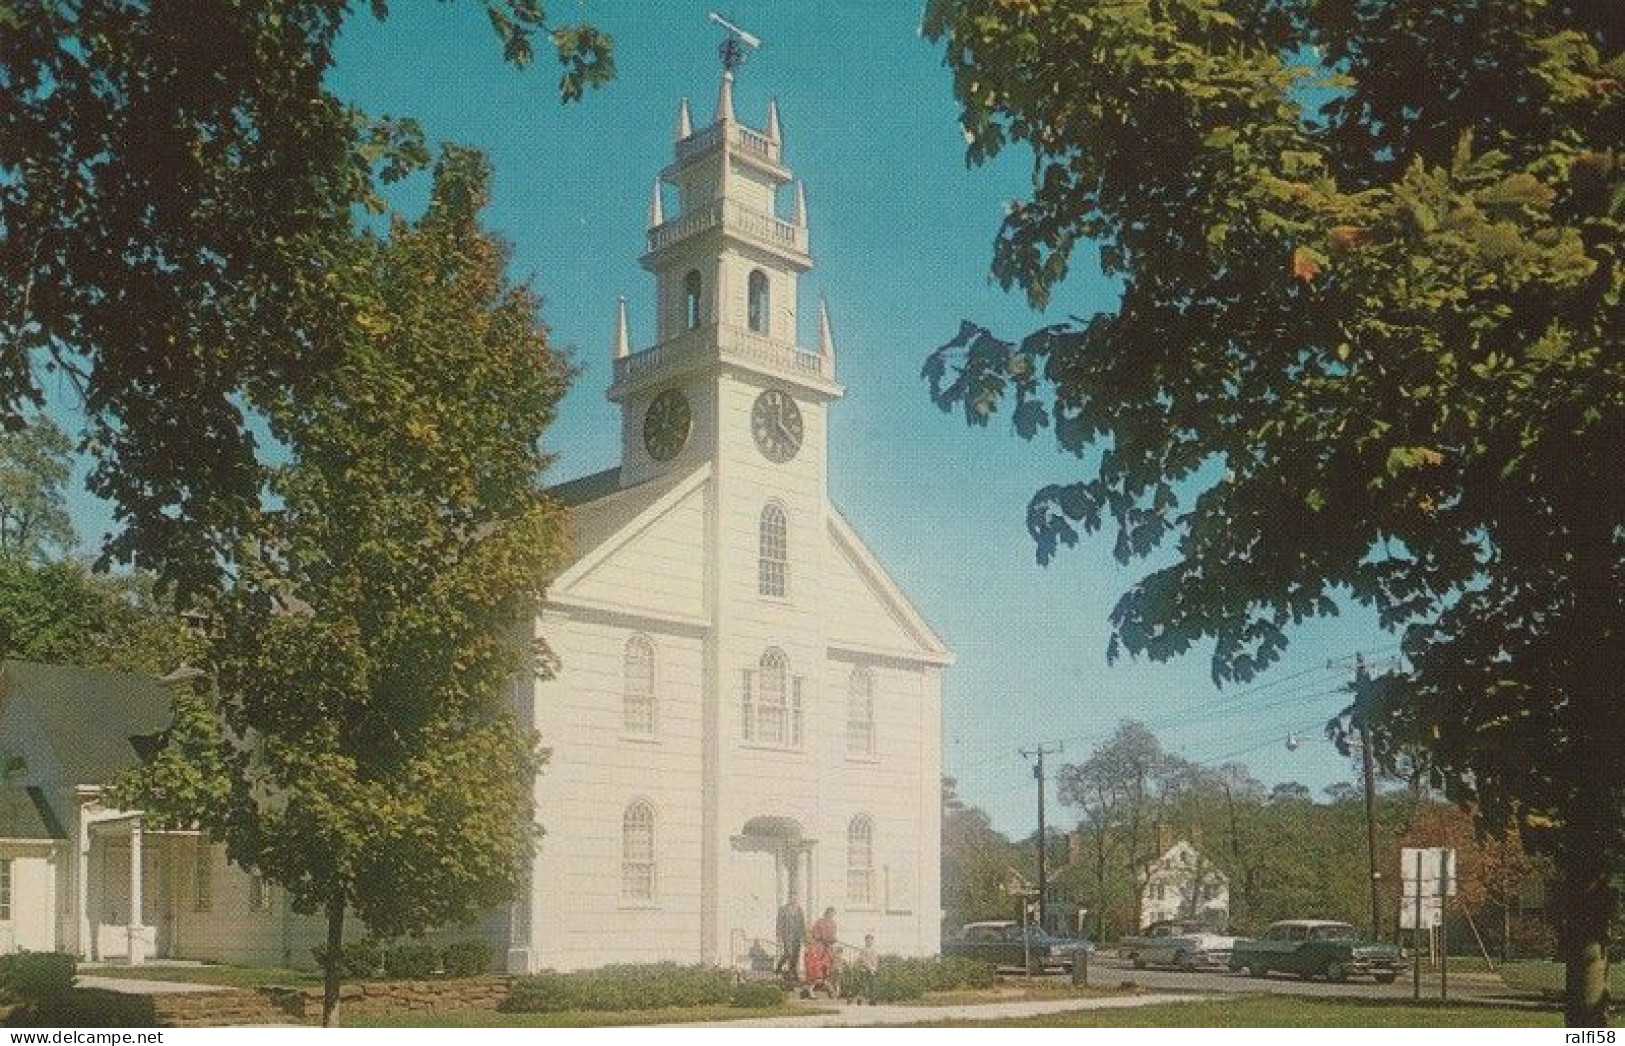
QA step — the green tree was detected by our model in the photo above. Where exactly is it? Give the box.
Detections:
[1057,721,1194,933]
[1,2,611,595]
[0,557,199,675]
[942,777,1022,927]
[0,416,75,560]
[112,149,569,1026]
[921,0,1620,1024]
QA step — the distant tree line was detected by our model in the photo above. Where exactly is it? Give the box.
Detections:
[945,721,1556,959]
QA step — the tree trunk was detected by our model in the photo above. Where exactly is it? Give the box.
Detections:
[322,895,345,1028]
[1560,549,1621,1028]
[1557,828,1614,1027]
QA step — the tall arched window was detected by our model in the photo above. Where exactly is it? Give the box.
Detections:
[758,648,788,744]
[846,666,874,757]
[622,801,656,901]
[758,503,788,597]
[623,634,656,735]
[747,269,770,334]
[683,270,703,329]
[847,815,874,905]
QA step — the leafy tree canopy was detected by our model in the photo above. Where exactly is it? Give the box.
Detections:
[111,148,569,1025]
[921,0,1620,1023]
[0,416,75,561]
[0,2,612,596]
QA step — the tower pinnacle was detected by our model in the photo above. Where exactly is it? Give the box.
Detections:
[766,99,782,142]
[648,180,664,228]
[614,297,630,359]
[716,70,735,123]
[676,98,693,141]
[818,296,836,361]
[794,181,807,227]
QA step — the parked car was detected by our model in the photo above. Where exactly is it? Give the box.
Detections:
[1229,920,1405,983]
[1117,920,1238,971]
[943,920,1095,973]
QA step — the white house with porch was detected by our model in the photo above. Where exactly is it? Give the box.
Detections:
[0,660,313,967]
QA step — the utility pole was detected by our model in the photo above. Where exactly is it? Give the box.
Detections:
[1022,742,1063,931]
[1355,654,1383,942]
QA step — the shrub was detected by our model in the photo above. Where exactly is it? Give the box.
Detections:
[730,981,783,1009]
[441,939,496,978]
[382,941,440,980]
[0,952,76,1004]
[930,955,997,990]
[869,957,933,1003]
[311,938,385,980]
[504,963,734,1013]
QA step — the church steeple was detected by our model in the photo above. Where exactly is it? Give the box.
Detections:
[608,58,843,488]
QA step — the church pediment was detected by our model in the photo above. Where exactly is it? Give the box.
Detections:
[547,464,711,623]
[824,509,953,666]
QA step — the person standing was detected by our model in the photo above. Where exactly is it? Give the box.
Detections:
[775,897,806,979]
[854,933,880,1004]
[804,906,840,997]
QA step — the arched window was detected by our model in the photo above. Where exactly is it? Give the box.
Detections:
[758,503,788,597]
[846,666,874,757]
[683,270,703,329]
[622,801,656,901]
[758,648,788,744]
[747,269,770,334]
[847,815,874,905]
[623,634,656,735]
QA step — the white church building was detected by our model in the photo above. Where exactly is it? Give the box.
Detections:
[510,66,952,972]
[0,66,951,973]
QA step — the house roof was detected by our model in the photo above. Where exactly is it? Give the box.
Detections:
[0,785,66,841]
[0,660,173,786]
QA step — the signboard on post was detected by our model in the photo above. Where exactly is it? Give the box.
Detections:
[1399,846,1456,928]
[1400,846,1458,1001]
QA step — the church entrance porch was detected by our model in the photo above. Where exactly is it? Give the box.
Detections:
[726,816,814,970]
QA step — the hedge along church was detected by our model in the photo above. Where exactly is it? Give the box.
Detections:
[0,57,949,972]
[509,58,952,972]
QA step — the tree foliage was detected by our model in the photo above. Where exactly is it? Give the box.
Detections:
[921,0,1620,1023]
[0,2,612,595]
[110,149,568,1025]
[942,777,1024,926]
[0,417,75,561]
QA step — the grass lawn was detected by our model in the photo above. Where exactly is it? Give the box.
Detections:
[912,996,1561,1028]
[348,1002,827,1028]
[80,964,320,989]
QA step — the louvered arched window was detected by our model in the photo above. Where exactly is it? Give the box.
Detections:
[747,269,770,334]
[758,503,788,597]
[623,634,656,735]
[622,801,656,901]
[846,666,874,757]
[847,815,874,905]
[683,270,703,329]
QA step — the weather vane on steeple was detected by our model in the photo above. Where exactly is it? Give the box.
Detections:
[708,11,761,74]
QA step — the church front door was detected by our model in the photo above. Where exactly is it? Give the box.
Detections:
[729,817,814,969]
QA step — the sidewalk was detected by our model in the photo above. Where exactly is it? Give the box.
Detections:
[665,992,1212,1028]
[76,975,229,996]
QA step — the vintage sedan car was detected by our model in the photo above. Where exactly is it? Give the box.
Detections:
[943,920,1095,973]
[1229,919,1405,983]
[1117,920,1238,971]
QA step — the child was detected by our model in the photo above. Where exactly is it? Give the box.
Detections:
[854,933,880,1004]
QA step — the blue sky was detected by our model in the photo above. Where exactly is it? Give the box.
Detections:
[57,2,1394,835]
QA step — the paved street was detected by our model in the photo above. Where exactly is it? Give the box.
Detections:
[1043,954,1519,1002]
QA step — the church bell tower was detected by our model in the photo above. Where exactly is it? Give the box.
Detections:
[608,57,843,492]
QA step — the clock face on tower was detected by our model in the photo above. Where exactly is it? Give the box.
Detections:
[642,388,692,462]
[751,388,804,463]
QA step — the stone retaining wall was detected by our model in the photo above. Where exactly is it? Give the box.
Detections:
[154,977,513,1027]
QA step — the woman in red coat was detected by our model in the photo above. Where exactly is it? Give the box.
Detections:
[802,907,839,996]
